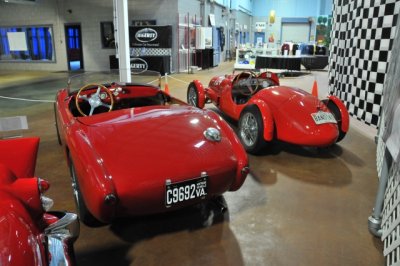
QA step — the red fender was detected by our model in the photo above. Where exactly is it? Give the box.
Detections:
[248,98,275,141]
[0,137,39,178]
[326,95,350,132]
[69,130,117,223]
[206,110,248,191]
[192,80,206,109]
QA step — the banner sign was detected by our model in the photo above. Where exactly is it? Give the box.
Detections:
[130,57,148,74]
[129,26,172,48]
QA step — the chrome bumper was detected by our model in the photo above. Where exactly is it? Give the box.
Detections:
[44,212,80,266]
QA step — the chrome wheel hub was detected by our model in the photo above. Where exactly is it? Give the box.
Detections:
[240,112,258,147]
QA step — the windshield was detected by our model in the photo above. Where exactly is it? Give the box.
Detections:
[67,70,162,93]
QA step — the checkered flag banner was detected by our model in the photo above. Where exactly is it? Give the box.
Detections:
[328,0,400,127]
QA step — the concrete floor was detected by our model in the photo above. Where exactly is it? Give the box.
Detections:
[0,63,384,265]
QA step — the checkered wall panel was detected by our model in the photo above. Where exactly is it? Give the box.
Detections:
[328,0,400,127]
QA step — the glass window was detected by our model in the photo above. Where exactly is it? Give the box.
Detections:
[0,25,55,62]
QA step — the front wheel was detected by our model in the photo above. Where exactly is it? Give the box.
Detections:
[69,159,103,227]
[238,105,269,154]
[187,82,200,108]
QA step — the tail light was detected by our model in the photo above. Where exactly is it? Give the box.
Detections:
[241,166,250,178]
[38,178,50,193]
[104,193,117,205]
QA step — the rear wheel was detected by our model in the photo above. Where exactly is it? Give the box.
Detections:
[69,159,103,227]
[187,82,200,108]
[238,105,269,154]
[325,100,346,142]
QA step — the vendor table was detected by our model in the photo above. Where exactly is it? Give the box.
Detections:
[301,56,329,70]
[255,55,302,71]
[255,55,329,71]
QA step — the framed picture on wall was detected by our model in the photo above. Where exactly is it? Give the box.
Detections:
[0,25,55,62]
[100,22,115,49]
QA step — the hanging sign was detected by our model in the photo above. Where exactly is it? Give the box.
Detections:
[255,22,266,32]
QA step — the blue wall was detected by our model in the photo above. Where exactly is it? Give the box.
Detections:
[231,0,253,14]
[252,0,332,17]
[215,0,253,14]
[215,0,231,8]
[213,0,332,17]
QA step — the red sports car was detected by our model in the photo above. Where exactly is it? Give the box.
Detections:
[54,72,248,226]
[187,71,349,154]
[0,137,79,266]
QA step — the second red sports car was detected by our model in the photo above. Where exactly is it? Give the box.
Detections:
[187,71,349,154]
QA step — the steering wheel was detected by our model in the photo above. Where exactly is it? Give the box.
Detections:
[233,71,259,96]
[75,83,114,116]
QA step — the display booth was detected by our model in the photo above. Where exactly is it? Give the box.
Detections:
[254,43,329,71]
[255,55,302,71]
[110,25,172,75]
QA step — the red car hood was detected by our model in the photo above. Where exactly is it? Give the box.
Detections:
[76,105,238,206]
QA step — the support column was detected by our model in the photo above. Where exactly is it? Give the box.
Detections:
[114,0,131,83]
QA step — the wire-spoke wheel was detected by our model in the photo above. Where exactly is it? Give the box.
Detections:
[240,112,258,147]
[238,105,269,154]
[187,82,200,107]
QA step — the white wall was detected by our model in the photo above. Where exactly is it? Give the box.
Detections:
[0,0,252,72]
[0,0,179,72]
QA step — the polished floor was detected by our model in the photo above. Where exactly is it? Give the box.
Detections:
[0,63,383,265]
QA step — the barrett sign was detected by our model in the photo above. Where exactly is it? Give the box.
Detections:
[135,28,158,43]
[129,26,172,48]
[130,58,148,74]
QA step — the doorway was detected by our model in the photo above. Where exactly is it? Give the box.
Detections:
[65,24,84,71]
[254,32,265,47]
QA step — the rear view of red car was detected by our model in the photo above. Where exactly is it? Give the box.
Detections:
[54,71,249,227]
[188,71,349,154]
[0,137,79,266]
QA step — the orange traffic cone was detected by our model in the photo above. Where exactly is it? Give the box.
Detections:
[164,73,170,94]
[311,80,318,98]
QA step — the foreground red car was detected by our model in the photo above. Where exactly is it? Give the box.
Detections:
[187,71,349,154]
[54,72,248,226]
[0,137,79,266]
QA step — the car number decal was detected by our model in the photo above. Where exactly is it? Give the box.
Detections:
[311,111,337,125]
[165,174,208,207]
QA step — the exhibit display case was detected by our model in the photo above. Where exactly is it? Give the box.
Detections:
[234,47,278,69]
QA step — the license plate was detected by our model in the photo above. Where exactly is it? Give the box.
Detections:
[311,111,337,125]
[165,174,208,207]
